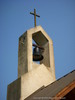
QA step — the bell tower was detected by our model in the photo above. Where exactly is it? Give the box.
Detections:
[7,9,56,100]
[18,26,55,79]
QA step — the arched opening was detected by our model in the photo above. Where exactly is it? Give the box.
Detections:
[32,31,50,67]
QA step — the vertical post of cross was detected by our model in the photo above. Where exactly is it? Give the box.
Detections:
[34,9,36,27]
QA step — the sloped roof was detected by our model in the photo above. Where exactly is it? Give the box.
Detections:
[25,70,75,100]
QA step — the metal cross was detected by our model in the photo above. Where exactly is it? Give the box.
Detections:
[30,9,40,27]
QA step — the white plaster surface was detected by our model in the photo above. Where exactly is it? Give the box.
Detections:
[7,64,55,100]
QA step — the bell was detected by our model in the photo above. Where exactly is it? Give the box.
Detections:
[33,47,43,61]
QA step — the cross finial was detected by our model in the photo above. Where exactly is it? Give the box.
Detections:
[30,9,40,27]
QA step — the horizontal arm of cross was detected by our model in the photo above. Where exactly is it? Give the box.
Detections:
[30,12,40,17]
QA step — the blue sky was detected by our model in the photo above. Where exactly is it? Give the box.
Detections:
[0,0,75,99]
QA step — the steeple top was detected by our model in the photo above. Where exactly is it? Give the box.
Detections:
[30,9,40,27]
